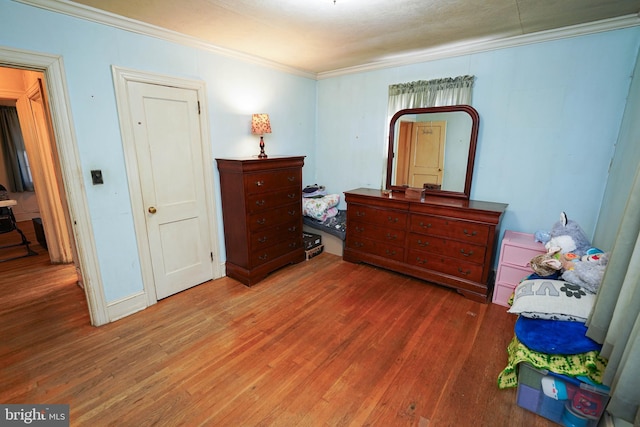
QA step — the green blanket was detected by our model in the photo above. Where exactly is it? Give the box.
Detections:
[497,336,608,389]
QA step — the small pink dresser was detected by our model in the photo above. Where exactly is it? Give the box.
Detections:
[492,230,546,307]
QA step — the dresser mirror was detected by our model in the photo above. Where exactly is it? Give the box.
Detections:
[386,105,479,200]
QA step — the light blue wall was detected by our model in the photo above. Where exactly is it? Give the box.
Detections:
[0,1,317,302]
[317,28,640,249]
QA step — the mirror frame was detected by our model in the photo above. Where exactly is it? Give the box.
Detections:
[386,105,479,200]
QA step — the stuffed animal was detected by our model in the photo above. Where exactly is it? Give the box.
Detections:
[529,247,563,277]
[545,212,592,257]
[561,252,609,294]
[534,230,551,245]
[529,247,580,276]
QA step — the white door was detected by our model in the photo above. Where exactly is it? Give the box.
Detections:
[127,81,213,299]
[408,121,446,187]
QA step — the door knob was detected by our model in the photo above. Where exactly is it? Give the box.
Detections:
[148,206,157,214]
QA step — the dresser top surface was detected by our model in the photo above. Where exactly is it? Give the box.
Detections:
[216,155,304,162]
[216,156,305,172]
[345,188,508,213]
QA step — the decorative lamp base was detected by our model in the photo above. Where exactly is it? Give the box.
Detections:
[258,136,268,159]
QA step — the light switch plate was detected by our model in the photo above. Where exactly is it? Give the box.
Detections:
[91,170,103,185]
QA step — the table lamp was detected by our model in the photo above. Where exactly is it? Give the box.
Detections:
[251,113,271,159]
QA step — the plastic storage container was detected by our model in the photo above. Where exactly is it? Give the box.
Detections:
[516,363,610,426]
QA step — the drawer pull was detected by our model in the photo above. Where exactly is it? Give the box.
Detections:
[258,236,268,243]
[354,241,364,248]
[287,176,295,181]
[385,249,396,256]
[387,216,398,223]
[255,199,266,207]
[288,210,296,216]
[258,253,268,260]
[288,226,298,232]
[460,249,474,257]
[287,193,296,199]
[255,180,265,187]
[356,211,366,217]
[417,239,429,247]
[457,267,471,276]
[289,242,297,248]
[416,257,428,264]
[386,233,398,240]
[355,226,364,233]
[257,218,266,225]
[419,222,432,229]
[463,229,478,237]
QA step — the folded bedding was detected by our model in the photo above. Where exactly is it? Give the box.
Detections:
[497,336,607,389]
[302,194,340,221]
[514,316,601,355]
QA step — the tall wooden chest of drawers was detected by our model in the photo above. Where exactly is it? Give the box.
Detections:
[344,188,507,302]
[216,156,305,286]
[492,230,546,307]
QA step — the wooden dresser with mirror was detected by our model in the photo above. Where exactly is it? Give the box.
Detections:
[344,105,507,302]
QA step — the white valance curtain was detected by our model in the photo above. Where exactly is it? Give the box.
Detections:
[387,75,475,116]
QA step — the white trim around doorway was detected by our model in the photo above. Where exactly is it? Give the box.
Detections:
[0,44,109,326]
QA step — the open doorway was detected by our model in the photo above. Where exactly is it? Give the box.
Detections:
[0,47,108,326]
[0,66,75,264]
[0,65,82,305]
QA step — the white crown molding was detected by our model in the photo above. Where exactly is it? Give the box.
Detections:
[13,0,317,79]
[318,13,640,79]
[13,0,640,81]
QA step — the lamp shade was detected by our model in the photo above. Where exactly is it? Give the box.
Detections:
[251,114,272,135]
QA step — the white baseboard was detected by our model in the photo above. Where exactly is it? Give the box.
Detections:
[106,291,148,322]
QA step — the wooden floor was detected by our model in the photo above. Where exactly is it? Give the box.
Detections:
[0,221,558,426]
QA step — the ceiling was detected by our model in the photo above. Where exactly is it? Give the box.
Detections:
[53,0,640,75]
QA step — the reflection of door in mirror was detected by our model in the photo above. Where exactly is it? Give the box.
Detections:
[387,105,479,199]
[395,120,446,188]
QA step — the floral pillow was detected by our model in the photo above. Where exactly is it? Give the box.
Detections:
[507,279,595,322]
[303,194,340,221]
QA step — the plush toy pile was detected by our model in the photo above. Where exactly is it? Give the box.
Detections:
[530,212,609,294]
[498,212,611,422]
